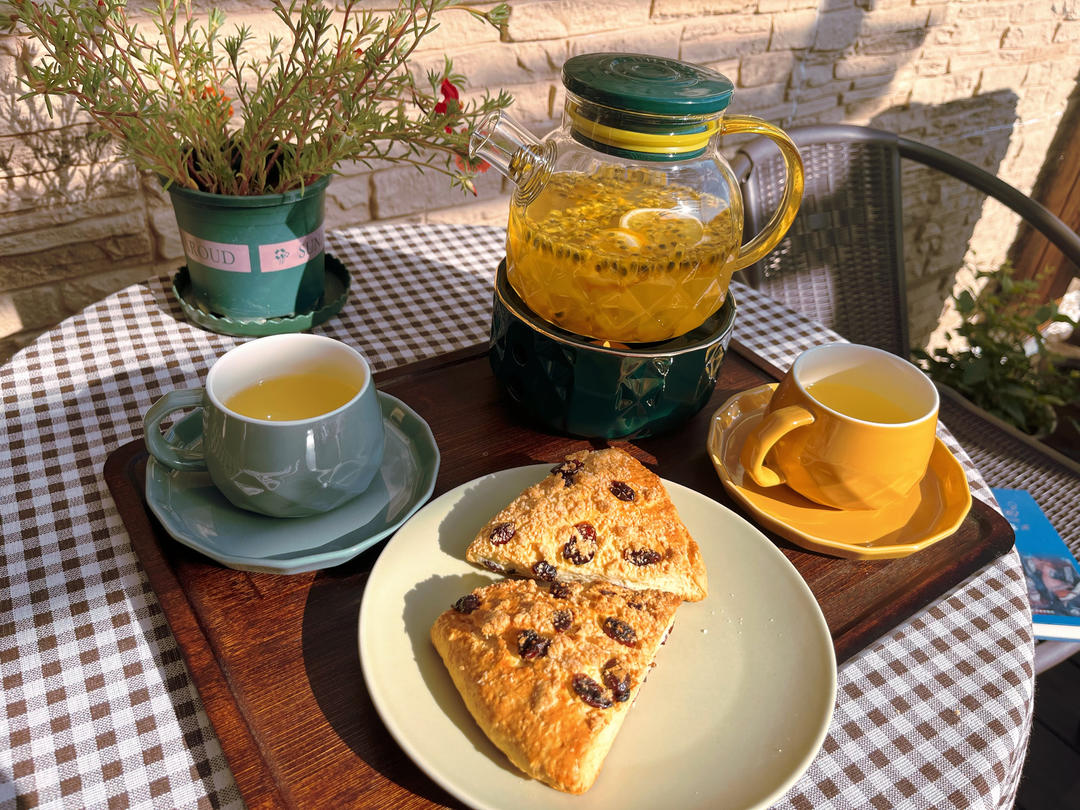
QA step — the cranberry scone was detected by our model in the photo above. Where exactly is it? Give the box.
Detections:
[466,448,707,601]
[430,578,681,794]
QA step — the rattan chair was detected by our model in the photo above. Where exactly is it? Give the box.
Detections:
[731,124,1080,673]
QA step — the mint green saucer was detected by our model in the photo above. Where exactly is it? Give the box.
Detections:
[144,392,439,574]
[171,254,350,337]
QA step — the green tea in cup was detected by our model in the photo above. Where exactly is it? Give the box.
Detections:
[803,367,926,424]
[225,372,361,421]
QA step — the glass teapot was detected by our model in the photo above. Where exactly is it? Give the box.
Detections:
[471,53,803,344]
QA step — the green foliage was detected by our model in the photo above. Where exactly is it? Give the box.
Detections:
[913,264,1080,436]
[5,0,512,195]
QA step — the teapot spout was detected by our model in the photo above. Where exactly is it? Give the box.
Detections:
[470,110,552,200]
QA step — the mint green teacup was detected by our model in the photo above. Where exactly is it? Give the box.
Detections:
[143,334,385,518]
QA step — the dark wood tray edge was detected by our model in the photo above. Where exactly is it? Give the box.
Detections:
[829,499,1015,661]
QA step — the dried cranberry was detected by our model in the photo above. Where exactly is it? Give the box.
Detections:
[602,617,637,647]
[572,673,612,709]
[601,658,631,702]
[489,522,516,545]
[562,522,598,565]
[553,609,573,632]
[532,560,558,581]
[609,481,636,502]
[626,599,644,610]
[482,560,505,574]
[517,629,551,660]
[624,548,663,566]
[550,582,571,599]
[452,594,481,614]
[550,459,584,487]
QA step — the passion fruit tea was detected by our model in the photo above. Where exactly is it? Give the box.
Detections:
[506,167,739,344]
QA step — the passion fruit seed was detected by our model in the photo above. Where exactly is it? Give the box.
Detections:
[602,617,637,647]
[572,673,613,709]
[624,548,662,566]
[609,481,636,502]
[517,629,551,660]
[562,522,598,565]
[553,609,573,632]
[489,522,516,545]
[533,560,558,581]
[453,594,481,614]
[601,658,632,703]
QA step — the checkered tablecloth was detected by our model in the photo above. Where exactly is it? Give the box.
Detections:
[0,223,1034,809]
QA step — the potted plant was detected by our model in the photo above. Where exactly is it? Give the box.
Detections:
[5,0,509,321]
[914,264,1080,438]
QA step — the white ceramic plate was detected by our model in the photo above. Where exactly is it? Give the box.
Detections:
[358,465,837,810]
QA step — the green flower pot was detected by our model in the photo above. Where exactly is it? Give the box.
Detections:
[167,176,331,319]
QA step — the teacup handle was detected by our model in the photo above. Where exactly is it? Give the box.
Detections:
[720,115,805,273]
[143,389,208,472]
[740,405,815,488]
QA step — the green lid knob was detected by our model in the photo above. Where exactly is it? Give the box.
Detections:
[562,53,734,116]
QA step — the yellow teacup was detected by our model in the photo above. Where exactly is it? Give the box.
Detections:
[740,343,939,511]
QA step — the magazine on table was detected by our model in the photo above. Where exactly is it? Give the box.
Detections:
[994,487,1080,642]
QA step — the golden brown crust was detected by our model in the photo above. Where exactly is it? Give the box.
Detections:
[430,578,681,794]
[466,448,707,601]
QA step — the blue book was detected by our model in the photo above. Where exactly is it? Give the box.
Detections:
[994,488,1080,642]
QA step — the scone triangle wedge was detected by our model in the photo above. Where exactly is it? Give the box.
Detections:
[466,448,708,601]
[430,578,682,794]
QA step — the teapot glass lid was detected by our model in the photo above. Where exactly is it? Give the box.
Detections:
[561,53,734,116]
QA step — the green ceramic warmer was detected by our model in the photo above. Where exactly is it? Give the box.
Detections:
[167,176,330,319]
[489,261,736,439]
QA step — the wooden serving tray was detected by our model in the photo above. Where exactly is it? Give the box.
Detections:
[104,342,1014,810]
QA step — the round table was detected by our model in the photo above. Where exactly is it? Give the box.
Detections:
[0,223,1034,809]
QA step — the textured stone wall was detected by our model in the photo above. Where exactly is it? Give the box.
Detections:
[2,0,1078,361]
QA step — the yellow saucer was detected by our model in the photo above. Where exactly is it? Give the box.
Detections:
[707,384,973,560]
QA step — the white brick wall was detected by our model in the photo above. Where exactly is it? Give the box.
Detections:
[2,0,1079,358]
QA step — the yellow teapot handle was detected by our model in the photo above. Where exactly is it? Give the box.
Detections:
[721,115,804,273]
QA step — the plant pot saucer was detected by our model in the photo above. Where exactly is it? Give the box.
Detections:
[171,254,350,337]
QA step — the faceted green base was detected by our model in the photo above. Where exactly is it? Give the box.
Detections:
[489,261,735,439]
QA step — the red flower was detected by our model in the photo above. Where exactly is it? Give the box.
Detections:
[440,78,459,101]
[434,99,447,115]
[199,85,233,119]
[454,152,490,174]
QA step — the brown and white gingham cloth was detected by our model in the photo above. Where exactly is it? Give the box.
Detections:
[0,223,1033,809]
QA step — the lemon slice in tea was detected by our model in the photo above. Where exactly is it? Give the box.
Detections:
[619,208,705,247]
[594,227,645,252]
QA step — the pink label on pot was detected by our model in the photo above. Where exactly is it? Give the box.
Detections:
[258,226,325,273]
[180,231,252,273]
